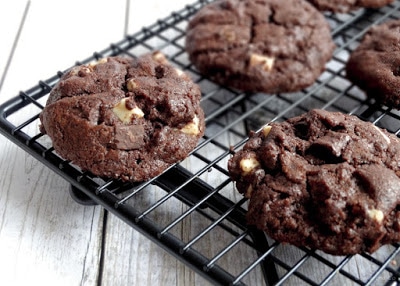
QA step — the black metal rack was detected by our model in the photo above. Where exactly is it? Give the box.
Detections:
[2,0,400,285]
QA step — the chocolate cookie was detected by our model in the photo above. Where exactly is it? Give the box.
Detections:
[185,0,335,94]
[228,109,400,255]
[346,20,400,109]
[306,0,394,13]
[40,52,205,182]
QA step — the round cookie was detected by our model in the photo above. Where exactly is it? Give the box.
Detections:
[346,20,400,109]
[185,0,335,94]
[228,109,400,255]
[306,0,394,13]
[40,52,205,182]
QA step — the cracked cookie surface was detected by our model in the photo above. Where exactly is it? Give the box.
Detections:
[346,20,400,109]
[185,0,335,94]
[40,53,205,182]
[228,109,400,255]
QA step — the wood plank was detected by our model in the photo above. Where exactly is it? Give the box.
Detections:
[0,133,104,285]
[0,0,126,99]
[0,0,126,283]
[101,210,213,286]
[0,0,29,95]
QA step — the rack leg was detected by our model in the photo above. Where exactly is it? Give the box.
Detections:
[69,185,98,206]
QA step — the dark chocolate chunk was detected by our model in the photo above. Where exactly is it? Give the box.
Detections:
[113,125,145,150]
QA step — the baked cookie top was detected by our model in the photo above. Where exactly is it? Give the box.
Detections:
[306,0,394,13]
[228,109,400,255]
[40,53,205,182]
[346,20,400,109]
[185,0,335,94]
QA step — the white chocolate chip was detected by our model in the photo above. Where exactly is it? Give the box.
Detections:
[70,58,108,76]
[175,68,184,77]
[69,66,91,76]
[127,79,139,91]
[367,209,384,224]
[262,125,272,137]
[181,116,201,136]
[240,156,260,176]
[373,125,391,145]
[250,54,275,72]
[89,58,108,67]
[112,98,144,124]
[69,67,81,76]
[131,107,145,118]
[152,51,168,64]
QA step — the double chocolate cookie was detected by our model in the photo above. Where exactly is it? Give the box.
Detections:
[306,0,394,13]
[185,0,335,94]
[228,109,400,255]
[346,20,400,109]
[40,52,205,182]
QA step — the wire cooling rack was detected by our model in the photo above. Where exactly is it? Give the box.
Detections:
[2,1,400,285]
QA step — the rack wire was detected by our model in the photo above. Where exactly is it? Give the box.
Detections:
[1,0,400,285]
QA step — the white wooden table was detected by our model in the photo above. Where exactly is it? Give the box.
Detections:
[2,1,400,286]
[0,1,212,285]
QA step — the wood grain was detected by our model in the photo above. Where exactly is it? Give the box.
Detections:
[1,1,399,285]
[0,142,104,285]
